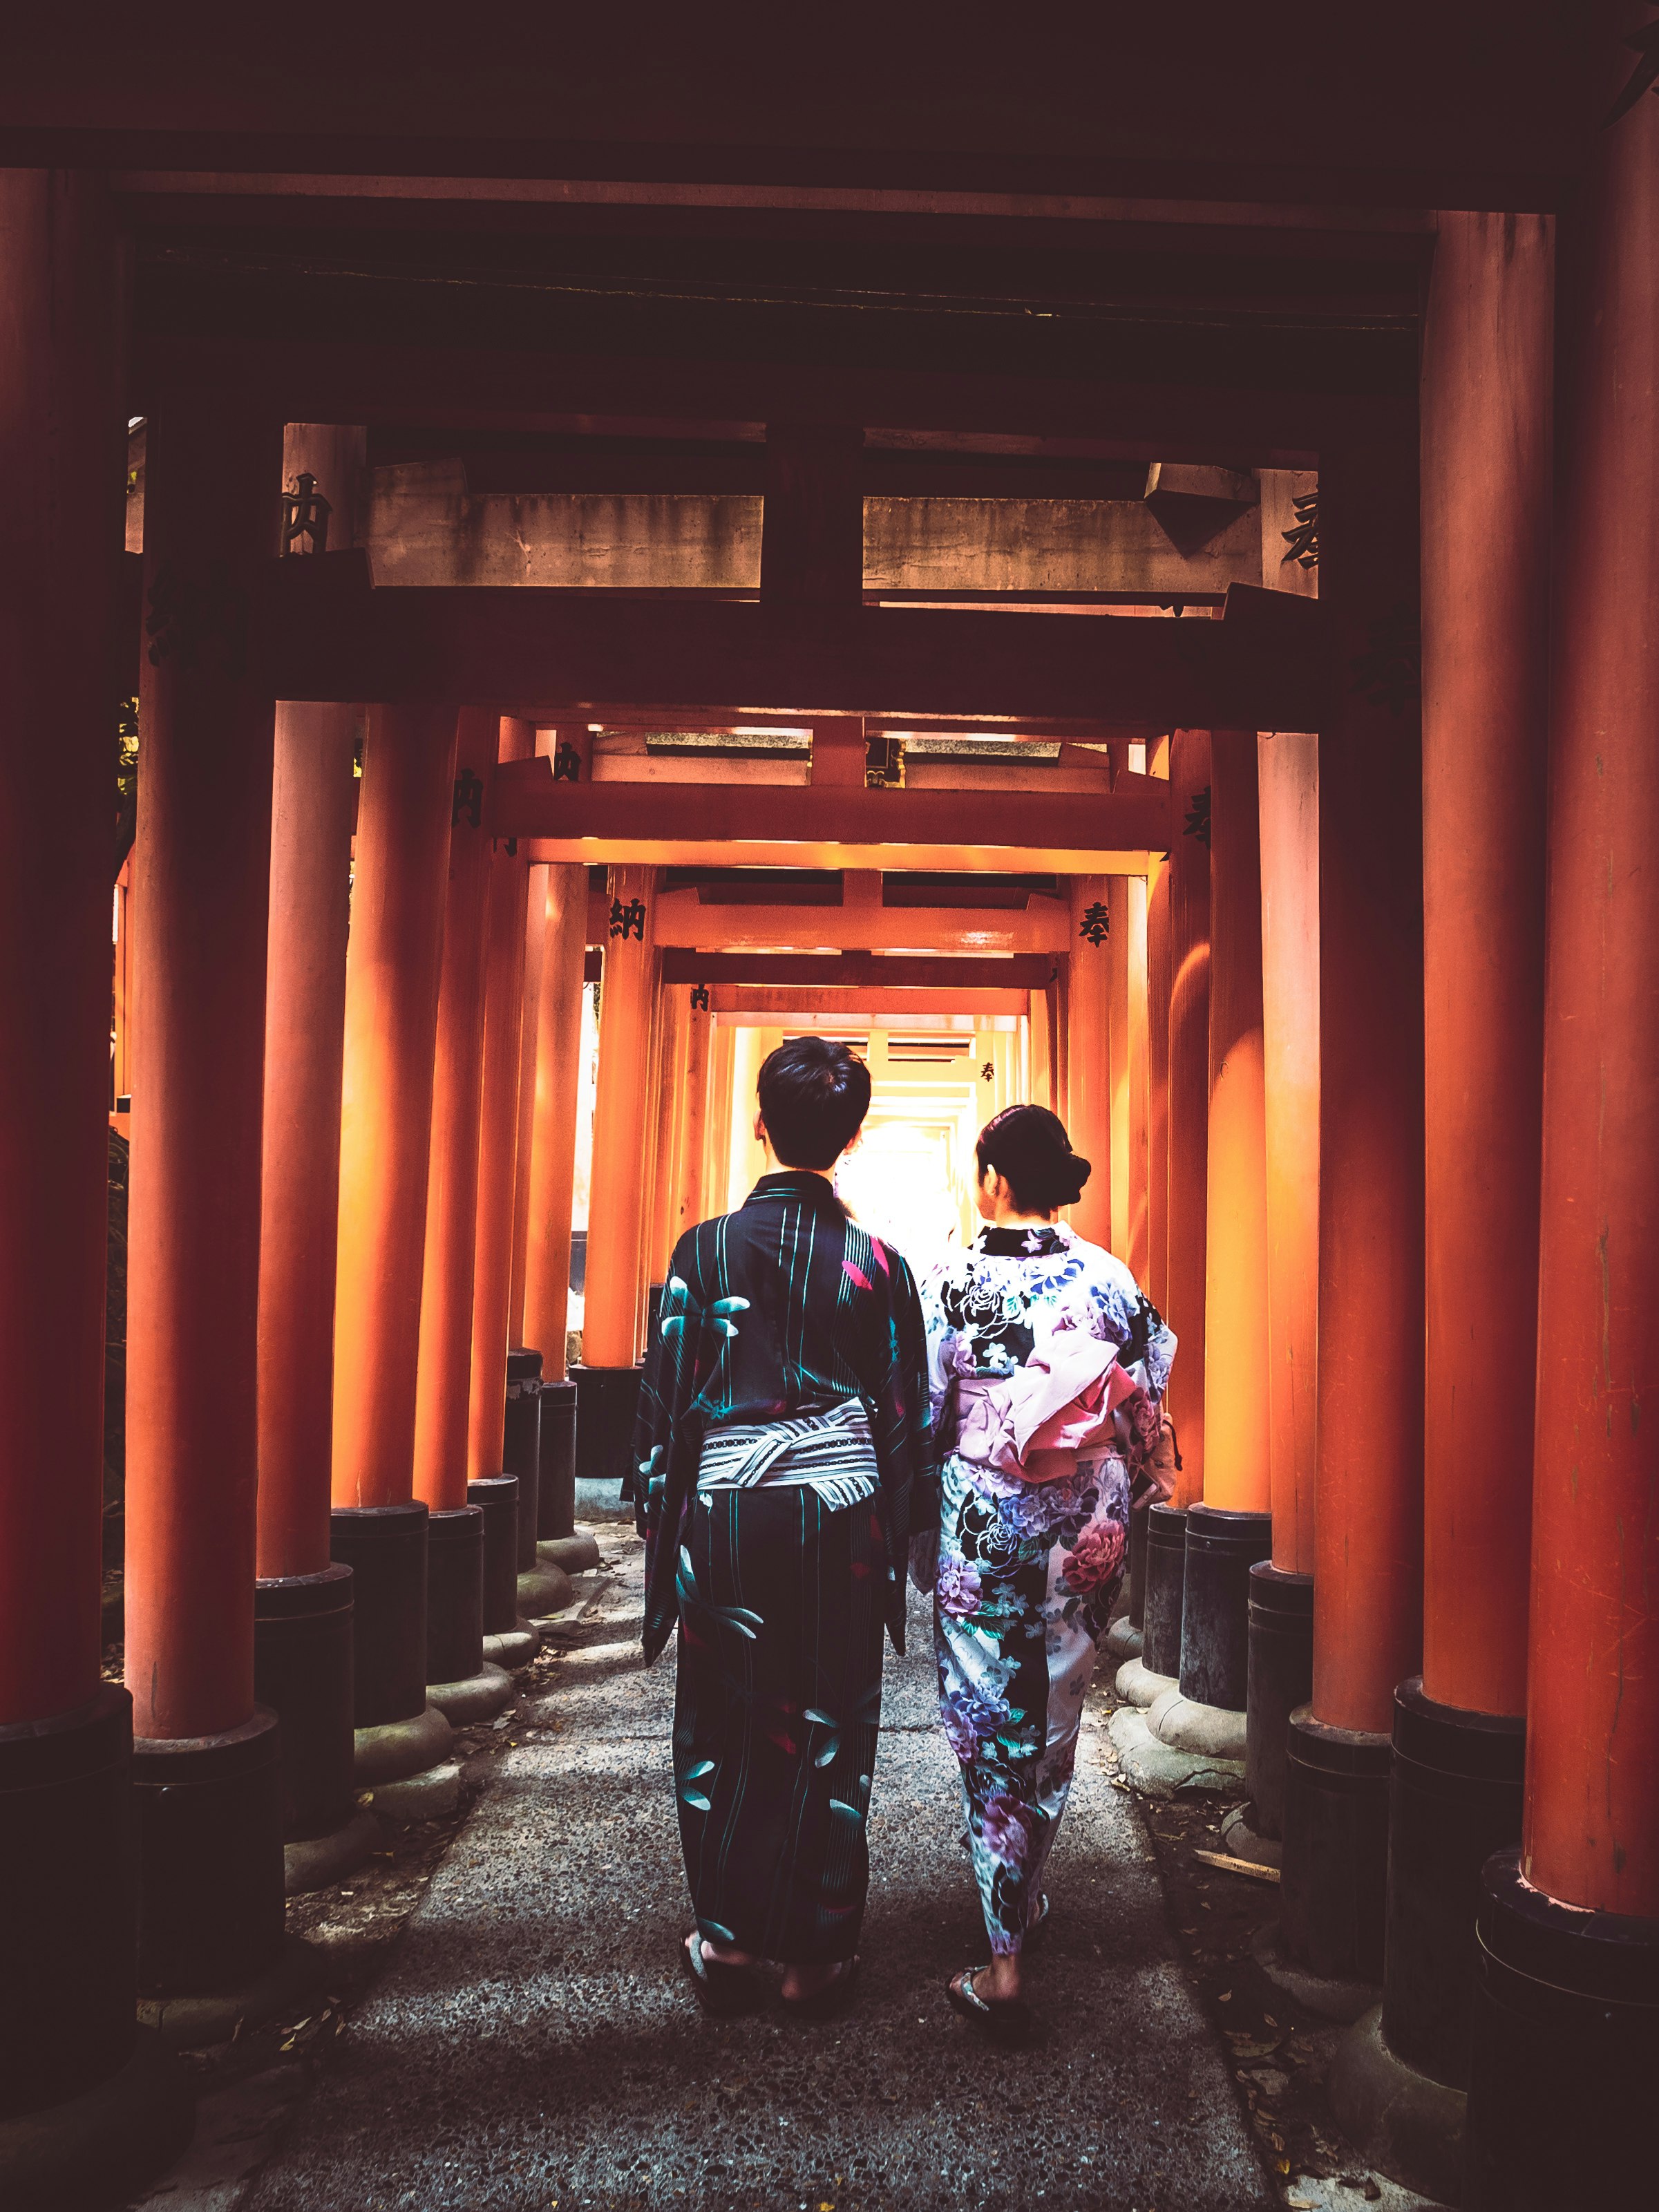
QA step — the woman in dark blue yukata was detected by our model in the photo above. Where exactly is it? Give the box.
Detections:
[918,1104,1175,2046]
[633,1037,934,2020]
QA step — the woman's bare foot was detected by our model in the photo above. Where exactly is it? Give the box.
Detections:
[973,1952,1023,2003]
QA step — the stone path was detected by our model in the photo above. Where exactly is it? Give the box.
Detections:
[241,1533,1274,2212]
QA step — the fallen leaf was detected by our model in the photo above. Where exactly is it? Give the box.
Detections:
[1287,2195,1318,2209]
[1217,1989,1232,2002]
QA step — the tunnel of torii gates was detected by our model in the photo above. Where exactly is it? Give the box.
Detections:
[4,104,1659,2212]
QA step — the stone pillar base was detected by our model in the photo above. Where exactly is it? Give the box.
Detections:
[138,1934,325,2050]
[283,1807,383,1896]
[254,1562,357,1846]
[1219,1802,1282,1870]
[352,1699,453,1787]
[537,1377,578,1541]
[482,1620,540,1668]
[330,1502,430,1730]
[1114,1656,1175,1708]
[519,1560,576,1618]
[1330,2003,1466,2206]
[1141,1502,1187,1677]
[539,1532,601,1575]
[428,1661,514,1726]
[1250,1920,1379,2025]
[1280,1705,1390,1985]
[1104,1614,1143,1664]
[0,2032,193,2212]
[1465,1849,1659,2209]
[371,1759,462,1824]
[1244,1562,1313,1842]
[0,1685,140,2119]
[1179,1504,1271,1710]
[134,1709,286,2000]
[1108,1688,1247,1798]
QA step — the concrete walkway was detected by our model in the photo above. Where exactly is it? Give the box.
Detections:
[243,1533,1273,2212]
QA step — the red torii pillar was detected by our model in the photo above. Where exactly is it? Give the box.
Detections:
[1280,434,1424,1989]
[1331,213,1552,2199]
[523,858,590,1558]
[574,865,658,1490]
[1141,730,1211,1683]
[329,702,459,1808]
[1065,873,1114,1252]
[468,723,567,1616]
[412,708,518,1715]
[1181,729,1271,1713]
[254,694,364,1893]
[0,169,194,2184]
[124,384,298,2025]
[1466,34,1659,2202]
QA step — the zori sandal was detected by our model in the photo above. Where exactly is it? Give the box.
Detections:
[947,1965,1033,2048]
[681,1931,765,2018]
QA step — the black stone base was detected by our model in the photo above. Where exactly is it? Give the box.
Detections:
[1245,1562,1314,1842]
[1382,1676,1524,2091]
[1141,1502,1188,1679]
[1466,1849,1659,2208]
[504,1348,544,1570]
[538,1377,578,1541]
[467,1473,520,1636]
[1179,1504,1271,1712]
[253,1562,356,1843]
[0,2030,192,2212]
[330,1501,429,1728]
[1329,2002,1466,2206]
[138,1932,325,2050]
[0,1684,140,2118]
[133,1708,286,1998]
[573,1362,644,1490]
[426,1504,484,1690]
[1279,1703,1391,1984]
[1126,1491,1150,1631]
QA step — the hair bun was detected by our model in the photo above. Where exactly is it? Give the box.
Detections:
[976,1104,1092,1213]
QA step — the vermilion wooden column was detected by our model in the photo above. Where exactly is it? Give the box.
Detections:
[125,383,287,2003]
[252,697,365,1875]
[1257,733,1320,1576]
[1332,211,1553,2181]
[467,719,533,1484]
[645,971,684,1287]
[522,861,589,1547]
[1280,436,1423,1989]
[1065,874,1113,1250]
[257,704,356,1582]
[1200,730,1271,1518]
[676,990,714,1239]
[509,849,550,1352]
[524,863,589,1381]
[1107,878,1131,1255]
[0,172,179,2154]
[1164,730,1213,1505]
[328,701,458,1784]
[583,867,658,1368]
[1146,737,1173,1314]
[332,706,458,1509]
[1126,874,1150,1283]
[573,865,657,1489]
[413,708,496,1517]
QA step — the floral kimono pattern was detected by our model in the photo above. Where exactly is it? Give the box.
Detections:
[920,1222,1175,1955]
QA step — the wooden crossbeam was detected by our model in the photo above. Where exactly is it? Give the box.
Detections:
[661,952,1054,989]
[260,556,1325,730]
[503,757,1170,871]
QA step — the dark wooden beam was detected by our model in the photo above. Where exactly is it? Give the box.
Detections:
[261,558,1326,729]
[661,952,1055,989]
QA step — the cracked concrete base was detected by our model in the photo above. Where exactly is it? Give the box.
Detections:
[1108,1704,1248,1797]
[1144,1682,1248,1759]
[1115,1655,1177,1708]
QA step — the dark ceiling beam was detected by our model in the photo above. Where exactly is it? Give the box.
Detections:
[258,558,1325,728]
[659,952,1056,989]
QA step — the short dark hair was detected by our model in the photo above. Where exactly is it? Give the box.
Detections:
[976,1103,1091,1212]
[757,1036,871,1168]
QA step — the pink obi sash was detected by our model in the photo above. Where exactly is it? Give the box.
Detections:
[951,1334,1137,1484]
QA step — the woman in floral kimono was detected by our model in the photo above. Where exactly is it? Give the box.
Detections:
[918,1104,1175,2045]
